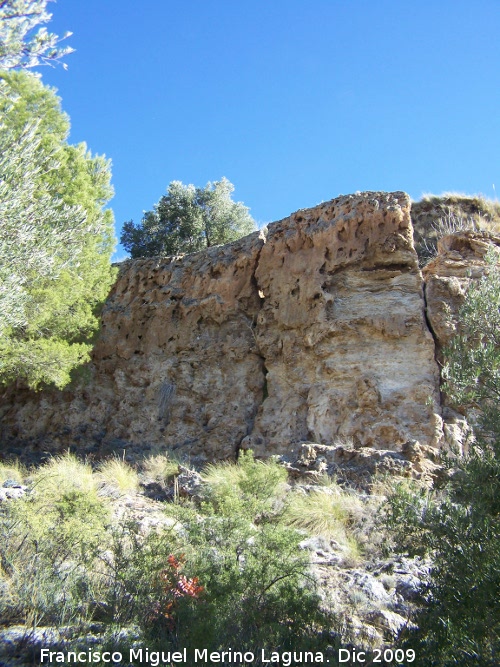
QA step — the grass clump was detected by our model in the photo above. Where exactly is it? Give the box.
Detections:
[29,451,97,497]
[140,452,180,482]
[283,479,365,563]
[284,487,361,539]
[0,460,26,485]
[419,192,500,218]
[97,457,139,495]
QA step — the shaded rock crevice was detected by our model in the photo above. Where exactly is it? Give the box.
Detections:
[421,231,500,453]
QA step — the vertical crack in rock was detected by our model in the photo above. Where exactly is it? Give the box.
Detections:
[422,280,439,349]
[235,231,269,460]
[421,230,500,452]
[421,279,444,402]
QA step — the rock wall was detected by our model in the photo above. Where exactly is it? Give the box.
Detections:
[1,192,447,465]
[423,231,500,348]
[422,230,500,454]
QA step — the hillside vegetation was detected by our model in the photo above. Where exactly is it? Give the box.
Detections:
[412,192,500,265]
[3,230,500,665]
[1,451,385,663]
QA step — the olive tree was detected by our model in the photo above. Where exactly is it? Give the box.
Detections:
[0,0,74,70]
[0,71,115,389]
[121,178,256,258]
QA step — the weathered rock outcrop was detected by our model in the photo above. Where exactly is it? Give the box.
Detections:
[422,231,500,454]
[423,231,500,348]
[411,194,500,265]
[244,193,441,457]
[1,192,447,464]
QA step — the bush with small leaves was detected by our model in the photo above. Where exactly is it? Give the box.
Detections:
[385,252,500,665]
[0,474,109,628]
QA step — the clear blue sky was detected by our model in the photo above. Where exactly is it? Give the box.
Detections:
[41,0,500,260]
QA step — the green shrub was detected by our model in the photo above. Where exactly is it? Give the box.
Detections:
[381,479,438,558]
[385,251,500,665]
[201,450,288,521]
[0,450,337,659]
[138,452,335,653]
[0,483,109,628]
[386,473,500,665]
[160,508,331,653]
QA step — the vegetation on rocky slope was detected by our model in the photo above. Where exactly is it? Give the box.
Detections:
[411,193,500,265]
[384,251,500,666]
[0,451,379,663]
[4,228,500,665]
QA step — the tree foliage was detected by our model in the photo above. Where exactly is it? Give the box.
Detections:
[121,178,256,258]
[0,0,74,70]
[0,71,116,389]
[443,249,500,437]
[386,250,500,666]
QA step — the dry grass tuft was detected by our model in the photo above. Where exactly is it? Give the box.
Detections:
[202,460,244,489]
[412,193,500,265]
[284,485,363,541]
[97,457,139,495]
[30,452,96,497]
[140,453,180,482]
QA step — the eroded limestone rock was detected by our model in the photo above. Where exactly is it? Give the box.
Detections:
[422,231,500,453]
[245,192,441,457]
[423,231,500,348]
[1,192,443,463]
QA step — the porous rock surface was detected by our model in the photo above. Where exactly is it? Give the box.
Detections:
[1,192,448,463]
[423,231,500,348]
[422,230,500,454]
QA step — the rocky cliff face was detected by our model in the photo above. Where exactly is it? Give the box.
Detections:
[422,230,500,455]
[4,191,496,468]
[243,192,441,458]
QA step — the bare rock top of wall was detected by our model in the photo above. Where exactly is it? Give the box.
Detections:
[0,191,444,465]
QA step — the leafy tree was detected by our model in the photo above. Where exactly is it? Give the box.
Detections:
[444,250,500,438]
[121,178,256,258]
[0,0,74,70]
[0,71,116,389]
[386,251,500,666]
